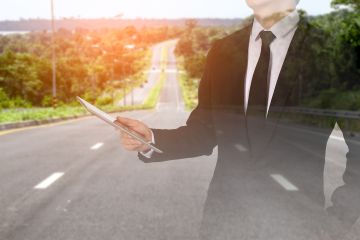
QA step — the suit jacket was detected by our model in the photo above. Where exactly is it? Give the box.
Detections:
[139,19,360,239]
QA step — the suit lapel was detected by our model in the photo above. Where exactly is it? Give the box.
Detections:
[231,24,252,113]
[267,20,310,120]
[211,24,252,112]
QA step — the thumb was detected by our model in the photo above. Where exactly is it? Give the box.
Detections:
[116,117,138,127]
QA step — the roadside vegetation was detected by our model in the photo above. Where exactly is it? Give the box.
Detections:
[1,0,358,126]
[175,19,239,109]
[0,42,170,123]
[176,0,360,112]
[143,45,168,108]
[0,26,180,123]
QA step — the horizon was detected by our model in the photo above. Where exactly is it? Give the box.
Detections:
[1,0,333,21]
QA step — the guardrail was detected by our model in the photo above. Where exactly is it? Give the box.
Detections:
[275,107,360,135]
[280,107,360,120]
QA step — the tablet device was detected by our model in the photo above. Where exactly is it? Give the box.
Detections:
[77,96,163,154]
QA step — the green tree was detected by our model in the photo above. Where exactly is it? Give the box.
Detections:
[184,53,207,79]
[175,37,195,57]
[0,26,179,107]
[331,0,360,48]
[0,50,42,104]
[185,19,198,33]
[332,0,360,10]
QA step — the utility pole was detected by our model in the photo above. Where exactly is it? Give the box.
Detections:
[50,0,57,107]
[122,64,126,106]
[131,84,134,106]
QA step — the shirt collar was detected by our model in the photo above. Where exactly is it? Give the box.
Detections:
[251,10,300,40]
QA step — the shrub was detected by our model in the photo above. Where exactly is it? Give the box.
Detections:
[0,88,10,109]
[41,95,53,107]
[95,94,113,106]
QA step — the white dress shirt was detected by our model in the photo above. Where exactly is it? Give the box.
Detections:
[142,10,300,158]
[245,10,300,116]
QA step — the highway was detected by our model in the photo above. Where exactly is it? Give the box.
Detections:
[0,41,216,240]
[119,42,162,107]
[0,40,359,240]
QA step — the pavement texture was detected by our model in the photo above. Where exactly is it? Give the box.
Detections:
[0,41,359,240]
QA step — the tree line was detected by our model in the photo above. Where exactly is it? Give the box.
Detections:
[0,26,181,108]
[175,0,360,111]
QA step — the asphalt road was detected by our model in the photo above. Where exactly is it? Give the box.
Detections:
[119,42,163,107]
[0,41,216,240]
[0,41,359,240]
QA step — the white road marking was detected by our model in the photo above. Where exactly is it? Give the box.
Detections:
[270,174,299,191]
[34,172,64,189]
[234,144,248,152]
[91,142,104,150]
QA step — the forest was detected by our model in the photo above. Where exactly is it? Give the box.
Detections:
[0,0,358,118]
[0,26,181,109]
[175,0,360,110]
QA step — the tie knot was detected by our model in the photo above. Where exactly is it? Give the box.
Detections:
[259,31,276,47]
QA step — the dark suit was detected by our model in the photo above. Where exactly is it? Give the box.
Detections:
[139,19,360,239]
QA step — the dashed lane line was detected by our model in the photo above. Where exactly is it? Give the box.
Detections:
[91,142,104,150]
[271,174,299,191]
[34,172,64,189]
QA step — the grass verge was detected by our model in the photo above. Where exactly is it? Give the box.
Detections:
[176,56,199,110]
[0,44,168,124]
[142,72,165,108]
[0,105,153,123]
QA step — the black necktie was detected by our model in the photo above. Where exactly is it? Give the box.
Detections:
[247,30,276,116]
[247,30,276,159]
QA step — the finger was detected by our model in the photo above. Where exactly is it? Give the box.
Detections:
[121,130,136,137]
[116,117,139,127]
[123,144,144,152]
[121,135,143,145]
[122,144,135,151]
[121,137,146,147]
[120,128,148,141]
[121,132,137,142]
[121,142,142,147]
[119,132,138,143]
[122,138,142,146]
[121,132,146,141]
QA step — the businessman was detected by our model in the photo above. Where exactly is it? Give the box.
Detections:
[117,0,360,239]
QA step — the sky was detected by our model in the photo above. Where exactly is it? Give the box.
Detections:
[0,0,334,20]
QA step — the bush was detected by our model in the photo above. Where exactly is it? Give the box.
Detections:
[304,89,360,111]
[41,95,53,107]
[9,97,32,108]
[0,89,32,108]
[332,90,360,110]
[0,88,10,109]
[95,94,113,106]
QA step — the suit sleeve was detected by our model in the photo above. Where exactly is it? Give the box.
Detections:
[326,119,360,228]
[138,44,219,162]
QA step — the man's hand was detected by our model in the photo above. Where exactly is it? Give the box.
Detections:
[116,117,153,153]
